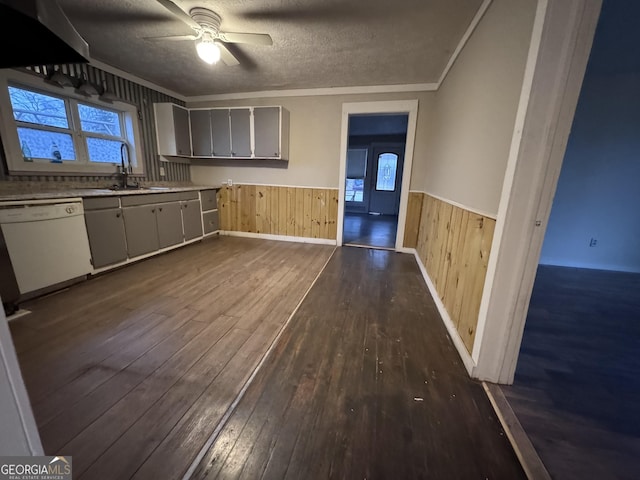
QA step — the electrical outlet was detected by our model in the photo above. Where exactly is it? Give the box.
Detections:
[227,178,233,186]
[159,166,166,177]
[589,238,597,247]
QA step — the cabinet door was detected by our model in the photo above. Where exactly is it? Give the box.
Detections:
[156,202,183,249]
[200,189,217,211]
[253,107,280,158]
[182,200,203,241]
[211,109,231,156]
[172,105,191,156]
[230,108,252,157]
[123,205,159,258]
[203,211,219,234]
[190,110,212,156]
[84,209,128,268]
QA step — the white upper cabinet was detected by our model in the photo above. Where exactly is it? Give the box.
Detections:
[155,103,289,161]
[154,103,192,157]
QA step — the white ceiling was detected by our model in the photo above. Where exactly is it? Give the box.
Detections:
[57,0,484,97]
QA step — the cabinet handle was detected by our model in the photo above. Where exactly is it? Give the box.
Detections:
[159,207,163,212]
[151,209,155,213]
[184,204,188,208]
[116,212,121,218]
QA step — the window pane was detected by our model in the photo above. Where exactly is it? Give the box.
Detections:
[346,149,367,178]
[86,137,123,163]
[375,153,398,191]
[345,178,364,202]
[17,127,76,161]
[8,86,69,128]
[78,103,122,136]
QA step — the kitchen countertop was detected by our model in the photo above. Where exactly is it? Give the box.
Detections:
[0,185,223,203]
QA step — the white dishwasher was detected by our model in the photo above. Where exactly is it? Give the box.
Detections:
[0,199,92,296]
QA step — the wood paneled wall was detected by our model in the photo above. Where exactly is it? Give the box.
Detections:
[403,192,424,248]
[217,185,339,240]
[0,64,189,184]
[406,193,496,353]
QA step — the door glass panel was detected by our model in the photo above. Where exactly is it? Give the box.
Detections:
[375,153,398,191]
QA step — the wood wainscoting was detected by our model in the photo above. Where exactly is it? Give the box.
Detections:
[404,192,496,353]
[217,185,339,240]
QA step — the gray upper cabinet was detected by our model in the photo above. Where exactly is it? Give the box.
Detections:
[253,107,280,158]
[211,109,232,157]
[156,202,183,249]
[230,108,252,157]
[154,103,192,157]
[84,208,127,268]
[190,110,212,157]
[155,102,289,160]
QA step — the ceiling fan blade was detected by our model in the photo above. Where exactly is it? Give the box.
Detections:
[216,41,240,66]
[144,34,198,41]
[218,32,273,46]
[155,0,201,30]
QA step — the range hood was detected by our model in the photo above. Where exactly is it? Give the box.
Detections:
[0,0,90,68]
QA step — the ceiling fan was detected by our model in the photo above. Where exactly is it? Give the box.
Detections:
[147,0,273,66]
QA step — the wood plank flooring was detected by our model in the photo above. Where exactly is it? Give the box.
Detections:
[343,213,397,249]
[500,265,640,480]
[191,247,525,480]
[9,237,334,480]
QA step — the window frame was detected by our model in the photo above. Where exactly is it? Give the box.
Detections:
[0,69,145,176]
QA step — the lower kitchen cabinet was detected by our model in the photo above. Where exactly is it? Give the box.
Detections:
[84,189,209,269]
[123,205,160,258]
[156,202,183,248]
[84,208,128,268]
[203,210,219,235]
[182,200,203,241]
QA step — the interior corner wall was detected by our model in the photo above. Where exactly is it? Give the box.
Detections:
[539,72,640,273]
[188,91,434,190]
[422,0,537,216]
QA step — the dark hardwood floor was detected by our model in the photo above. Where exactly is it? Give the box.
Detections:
[9,237,334,480]
[501,265,640,480]
[343,212,397,249]
[192,247,525,480]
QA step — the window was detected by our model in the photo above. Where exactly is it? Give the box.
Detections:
[345,148,367,203]
[0,70,144,175]
[375,153,398,191]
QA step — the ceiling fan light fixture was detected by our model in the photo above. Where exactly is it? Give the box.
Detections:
[196,35,221,64]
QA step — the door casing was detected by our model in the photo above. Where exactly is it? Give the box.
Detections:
[337,100,419,250]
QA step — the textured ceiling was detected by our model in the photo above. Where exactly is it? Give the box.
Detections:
[57,0,484,97]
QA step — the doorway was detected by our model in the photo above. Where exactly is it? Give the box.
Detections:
[338,101,418,251]
[499,1,640,477]
[343,115,407,249]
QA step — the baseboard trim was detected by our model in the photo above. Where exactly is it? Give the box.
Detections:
[483,382,552,480]
[219,230,337,245]
[409,248,476,375]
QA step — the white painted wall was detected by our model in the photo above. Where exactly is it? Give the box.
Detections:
[422,0,537,216]
[0,303,43,455]
[188,92,434,190]
[539,72,640,273]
